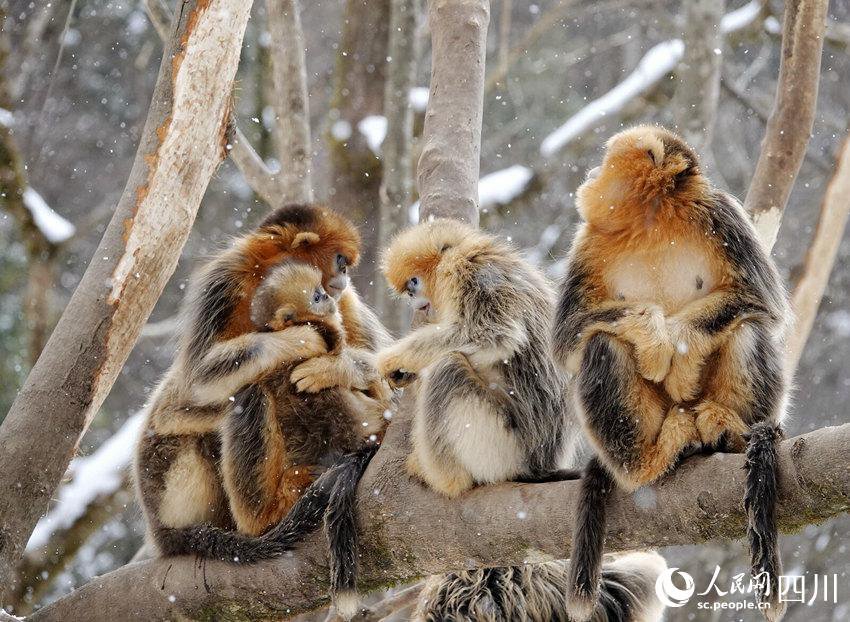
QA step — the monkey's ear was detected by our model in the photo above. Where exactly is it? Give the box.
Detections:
[275,305,297,324]
[291,231,321,249]
[646,149,657,165]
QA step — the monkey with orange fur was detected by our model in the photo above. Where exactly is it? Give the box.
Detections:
[553,126,791,622]
[135,204,391,561]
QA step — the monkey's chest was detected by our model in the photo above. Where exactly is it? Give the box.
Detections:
[603,243,716,313]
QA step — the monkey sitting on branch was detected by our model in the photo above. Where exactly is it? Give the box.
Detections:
[378,219,667,621]
[554,126,791,622]
[135,204,392,618]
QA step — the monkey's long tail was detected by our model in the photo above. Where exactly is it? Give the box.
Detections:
[414,551,668,622]
[154,445,377,567]
[745,422,785,622]
[325,445,376,620]
[565,456,615,622]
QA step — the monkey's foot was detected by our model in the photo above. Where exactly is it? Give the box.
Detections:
[636,407,700,484]
[694,400,748,452]
[407,453,473,498]
[664,354,704,402]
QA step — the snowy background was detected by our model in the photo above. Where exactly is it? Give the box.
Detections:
[1,0,848,619]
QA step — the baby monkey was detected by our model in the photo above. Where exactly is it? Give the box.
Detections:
[222,262,387,618]
[555,126,791,621]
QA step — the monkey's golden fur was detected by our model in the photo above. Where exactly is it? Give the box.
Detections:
[135,204,391,552]
[381,219,580,498]
[555,126,791,622]
[556,126,790,488]
[221,262,387,536]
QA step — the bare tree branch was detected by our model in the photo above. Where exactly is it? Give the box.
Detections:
[0,0,253,598]
[417,0,490,225]
[141,0,280,208]
[28,419,850,621]
[672,0,726,150]
[265,0,313,203]
[786,136,850,371]
[743,0,829,247]
[375,0,421,334]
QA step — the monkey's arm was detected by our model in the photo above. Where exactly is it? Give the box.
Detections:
[188,326,328,404]
[290,347,384,394]
[664,287,777,402]
[376,323,465,380]
[553,258,670,380]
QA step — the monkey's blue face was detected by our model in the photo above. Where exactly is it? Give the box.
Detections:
[309,285,336,316]
[326,253,351,300]
[404,276,432,315]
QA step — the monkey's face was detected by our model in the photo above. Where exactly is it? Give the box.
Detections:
[325,252,351,300]
[308,284,337,317]
[257,205,361,300]
[382,220,472,319]
[402,275,432,317]
[576,126,702,232]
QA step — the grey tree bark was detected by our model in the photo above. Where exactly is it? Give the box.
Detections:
[786,136,850,370]
[27,421,850,621]
[265,0,314,203]
[375,0,421,335]
[743,0,829,248]
[142,0,280,208]
[0,0,253,599]
[672,0,726,150]
[417,0,490,225]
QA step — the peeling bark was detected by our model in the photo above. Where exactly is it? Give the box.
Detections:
[417,0,490,225]
[744,0,829,248]
[0,0,253,598]
[144,0,279,208]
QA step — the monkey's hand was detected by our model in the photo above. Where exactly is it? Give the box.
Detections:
[613,304,674,383]
[663,319,712,402]
[290,355,347,393]
[377,346,419,389]
[272,325,329,361]
[290,347,376,393]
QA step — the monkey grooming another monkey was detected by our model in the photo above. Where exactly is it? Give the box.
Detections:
[554,126,791,622]
[380,219,668,622]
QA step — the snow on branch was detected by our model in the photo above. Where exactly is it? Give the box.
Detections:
[479,165,534,209]
[540,39,684,157]
[22,188,75,244]
[26,414,144,552]
[540,0,763,158]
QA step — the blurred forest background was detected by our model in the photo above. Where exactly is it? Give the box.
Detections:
[0,0,848,619]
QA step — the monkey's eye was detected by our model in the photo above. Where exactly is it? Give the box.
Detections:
[336,254,348,274]
[406,276,420,295]
[313,290,322,303]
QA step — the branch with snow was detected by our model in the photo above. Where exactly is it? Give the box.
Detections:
[21,189,75,245]
[26,414,144,552]
[744,0,829,248]
[540,0,763,158]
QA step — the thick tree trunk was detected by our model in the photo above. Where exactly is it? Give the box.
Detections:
[0,0,253,599]
[28,423,850,621]
[743,0,829,247]
[672,0,726,150]
[266,0,313,203]
[417,0,490,225]
[375,0,421,335]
